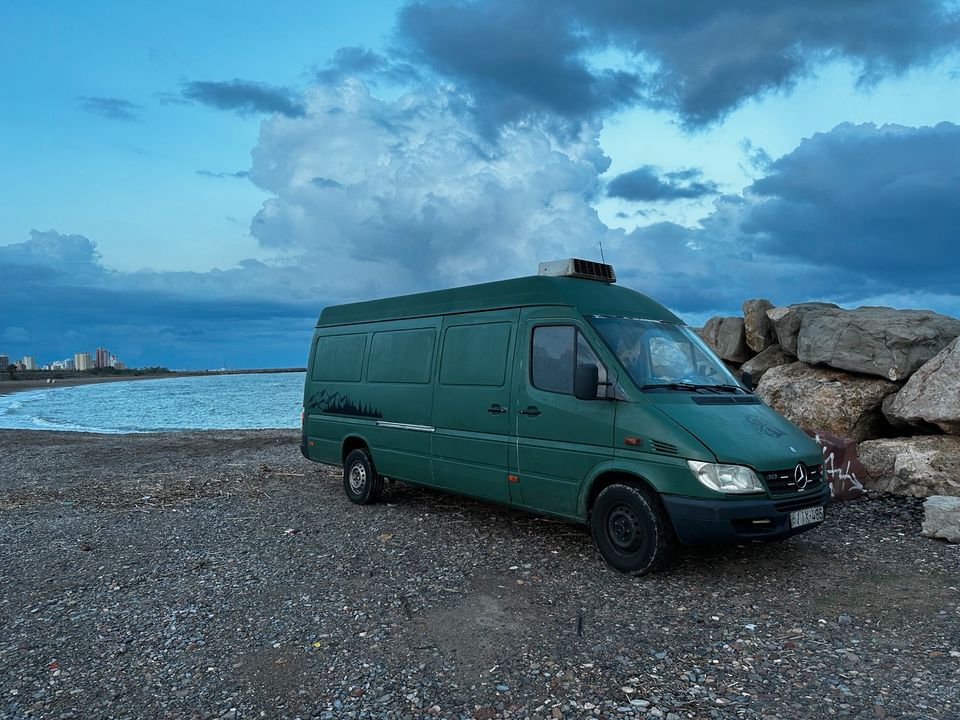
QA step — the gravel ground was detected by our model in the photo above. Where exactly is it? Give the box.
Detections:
[1,429,959,720]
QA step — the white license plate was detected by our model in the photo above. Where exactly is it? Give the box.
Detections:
[790,505,824,528]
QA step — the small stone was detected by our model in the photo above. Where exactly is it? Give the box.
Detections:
[838,615,852,625]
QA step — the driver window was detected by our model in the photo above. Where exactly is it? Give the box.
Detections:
[532,325,607,395]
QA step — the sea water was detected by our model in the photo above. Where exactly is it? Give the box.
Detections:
[0,373,306,433]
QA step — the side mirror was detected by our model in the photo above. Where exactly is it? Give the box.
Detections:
[574,363,600,400]
[740,369,756,391]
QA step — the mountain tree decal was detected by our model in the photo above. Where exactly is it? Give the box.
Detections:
[306,388,383,419]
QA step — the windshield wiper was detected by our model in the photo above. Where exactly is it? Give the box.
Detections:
[641,382,749,394]
[641,382,716,393]
[713,383,750,394]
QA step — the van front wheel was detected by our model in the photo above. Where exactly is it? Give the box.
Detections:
[591,483,675,575]
[343,448,383,505]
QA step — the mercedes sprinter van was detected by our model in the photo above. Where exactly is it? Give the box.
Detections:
[301,259,829,574]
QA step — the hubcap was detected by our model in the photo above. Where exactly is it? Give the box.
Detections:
[607,503,643,552]
[348,462,367,493]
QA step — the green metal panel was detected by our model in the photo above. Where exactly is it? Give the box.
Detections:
[432,310,518,502]
[317,276,680,328]
[646,394,822,471]
[312,334,366,382]
[303,317,440,482]
[367,328,436,384]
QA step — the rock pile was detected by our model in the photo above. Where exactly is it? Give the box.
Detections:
[697,301,960,502]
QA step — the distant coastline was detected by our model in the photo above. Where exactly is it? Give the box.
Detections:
[0,368,305,397]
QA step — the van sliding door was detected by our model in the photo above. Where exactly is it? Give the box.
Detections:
[431,309,519,502]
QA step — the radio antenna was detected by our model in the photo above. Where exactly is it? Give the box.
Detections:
[598,240,606,264]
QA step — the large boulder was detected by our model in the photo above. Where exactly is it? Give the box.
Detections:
[766,302,839,355]
[756,362,898,442]
[859,436,960,497]
[740,344,794,384]
[796,307,960,382]
[742,298,776,352]
[700,316,724,353]
[922,496,960,543]
[716,317,753,363]
[883,337,960,434]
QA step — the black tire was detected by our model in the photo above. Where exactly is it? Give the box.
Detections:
[343,448,384,505]
[590,483,675,575]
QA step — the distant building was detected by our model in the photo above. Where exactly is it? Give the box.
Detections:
[21,356,36,370]
[95,347,110,369]
[75,352,93,371]
[115,361,125,370]
[0,354,8,370]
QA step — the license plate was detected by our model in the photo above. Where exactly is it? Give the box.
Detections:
[790,505,824,528]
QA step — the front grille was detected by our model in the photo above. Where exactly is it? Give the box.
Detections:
[763,464,823,496]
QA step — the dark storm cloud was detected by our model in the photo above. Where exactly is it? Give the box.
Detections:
[397,1,640,131]
[315,46,421,85]
[606,165,718,201]
[0,231,319,368]
[741,122,960,292]
[181,79,306,118]
[77,96,142,121]
[397,0,960,129]
[196,170,250,179]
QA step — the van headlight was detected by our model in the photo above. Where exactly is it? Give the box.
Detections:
[687,460,764,494]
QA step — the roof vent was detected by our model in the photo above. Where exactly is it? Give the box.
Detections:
[537,258,616,283]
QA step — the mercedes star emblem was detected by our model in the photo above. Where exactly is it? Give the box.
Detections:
[794,463,809,490]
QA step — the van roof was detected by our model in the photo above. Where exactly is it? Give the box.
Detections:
[316,275,682,327]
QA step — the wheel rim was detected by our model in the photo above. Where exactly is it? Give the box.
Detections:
[348,462,367,493]
[606,503,644,553]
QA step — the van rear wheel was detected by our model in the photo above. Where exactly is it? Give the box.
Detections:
[591,483,675,575]
[343,448,383,505]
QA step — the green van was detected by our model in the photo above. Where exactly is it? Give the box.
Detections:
[301,259,829,574]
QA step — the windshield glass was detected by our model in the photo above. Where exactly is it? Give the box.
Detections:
[589,316,743,390]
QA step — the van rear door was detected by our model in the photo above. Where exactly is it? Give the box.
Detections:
[431,309,519,502]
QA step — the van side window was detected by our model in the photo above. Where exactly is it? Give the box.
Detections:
[532,326,605,394]
[368,328,436,384]
[313,334,367,382]
[440,322,511,386]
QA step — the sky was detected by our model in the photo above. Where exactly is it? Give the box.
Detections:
[2,0,959,369]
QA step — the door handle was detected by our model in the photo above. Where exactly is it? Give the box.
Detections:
[487,404,508,414]
[518,406,542,416]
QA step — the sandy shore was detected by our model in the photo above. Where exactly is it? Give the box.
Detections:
[0,368,305,396]
[0,374,179,397]
[1,428,958,719]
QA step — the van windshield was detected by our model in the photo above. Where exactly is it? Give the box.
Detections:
[589,316,743,392]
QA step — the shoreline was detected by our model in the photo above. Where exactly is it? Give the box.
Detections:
[0,368,305,397]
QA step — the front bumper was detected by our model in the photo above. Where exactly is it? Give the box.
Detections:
[661,484,831,545]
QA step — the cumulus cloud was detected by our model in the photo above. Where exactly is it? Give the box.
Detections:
[247,79,616,294]
[606,166,718,202]
[397,0,960,129]
[77,96,142,121]
[181,79,306,117]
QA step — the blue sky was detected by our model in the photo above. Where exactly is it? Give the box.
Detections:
[2,1,959,368]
